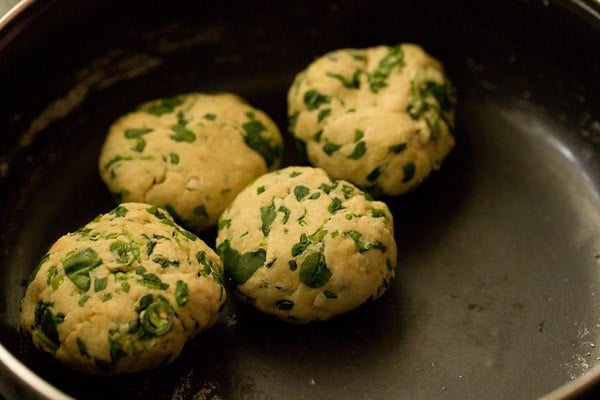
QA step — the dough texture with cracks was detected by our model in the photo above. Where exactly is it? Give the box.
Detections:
[216,166,397,323]
[20,202,226,375]
[98,92,283,232]
[288,44,456,196]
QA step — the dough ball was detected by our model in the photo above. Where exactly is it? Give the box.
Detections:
[98,93,284,232]
[19,203,226,375]
[216,166,397,323]
[288,44,456,196]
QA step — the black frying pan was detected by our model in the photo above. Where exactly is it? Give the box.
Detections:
[1,0,599,399]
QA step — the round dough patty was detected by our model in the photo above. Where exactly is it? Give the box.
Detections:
[216,166,397,323]
[20,202,226,375]
[288,44,456,196]
[99,93,283,232]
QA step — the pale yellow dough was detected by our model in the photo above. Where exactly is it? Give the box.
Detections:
[20,202,226,375]
[98,93,283,232]
[216,166,397,323]
[288,44,456,196]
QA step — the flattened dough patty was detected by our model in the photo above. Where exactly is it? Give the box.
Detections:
[99,93,283,232]
[216,166,397,323]
[20,202,226,375]
[288,44,456,196]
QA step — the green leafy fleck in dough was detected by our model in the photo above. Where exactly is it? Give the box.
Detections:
[304,89,331,110]
[63,248,103,292]
[326,70,361,89]
[328,198,344,213]
[204,113,217,120]
[94,277,108,292]
[218,218,232,230]
[368,44,404,93]
[299,252,332,288]
[170,124,196,143]
[33,301,62,352]
[317,108,331,123]
[322,142,342,155]
[291,234,310,257]
[277,206,291,224]
[348,141,367,159]
[242,118,280,168]
[388,143,407,154]
[217,240,266,285]
[28,253,50,285]
[294,185,310,201]
[402,162,416,183]
[46,266,62,290]
[124,128,153,152]
[169,152,180,164]
[371,208,387,218]
[367,167,380,182]
[144,97,184,116]
[261,201,277,236]
[345,230,387,253]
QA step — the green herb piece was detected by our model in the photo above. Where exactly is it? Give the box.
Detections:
[169,153,180,164]
[261,201,277,236]
[175,280,189,306]
[153,257,180,268]
[288,260,298,271]
[371,208,387,218]
[277,206,291,224]
[309,229,328,242]
[368,44,404,93]
[94,277,108,292]
[322,142,342,155]
[291,234,310,257]
[46,266,62,290]
[33,301,61,352]
[326,70,361,89]
[313,130,323,142]
[135,267,169,290]
[331,230,339,238]
[317,108,331,123]
[345,230,387,253]
[256,185,266,194]
[347,141,367,159]
[354,129,364,142]
[110,240,140,265]
[76,337,89,358]
[78,295,90,306]
[242,117,280,168]
[217,240,266,285]
[275,299,295,311]
[386,258,394,271]
[309,192,321,200]
[328,198,343,213]
[124,128,153,152]
[218,218,232,230]
[204,113,217,120]
[28,253,50,284]
[103,154,155,171]
[289,171,302,178]
[341,184,355,199]
[170,124,196,142]
[110,206,128,218]
[121,281,130,293]
[402,162,416,183]
[388,143,407,154]
[109,339,126,362]
[145,97,184,116]
[101,293,112,302]
[297,208,308,226]
[367,167,380,182]
[63,248,102,292]
[304,89,331,110]
[294,185,310,201]
[142,300,174,336]
[299,252,332,288]
[324,291,338,299]
[319,182,333,194]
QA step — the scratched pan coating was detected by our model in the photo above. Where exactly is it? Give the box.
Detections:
[0,0,599,399]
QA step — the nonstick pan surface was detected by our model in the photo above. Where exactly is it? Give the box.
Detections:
[0,0,599,399]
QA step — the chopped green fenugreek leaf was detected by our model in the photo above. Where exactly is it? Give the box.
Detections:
[33,301,61,352]
[63,248,103,292]
[217,240,266,285]
[77,337,89,358]
[299,252,332,288]
[288,260,298,271]
[291,234,310,257]
[313,130,323,142]
[78,294,90,306]
[169,152,180,164]
[367,167,380,182]
[277,206,291,224]
[242,119,280,168]
[256,185,266,194]
[371,208,387,218]
[304,89,331,110]
[388,143,407,154]
[326,70,361,89]
[144,97,184,116]
[309,192,321,200]
[175,280,189,306]
[261,201,277,236]
[368,44,404,93]
[275,299,294,311]
[203,113,217,120]
[345,230,387,253]
[218,218,232,230]
[294,185,310,201]
[317,108,331,123]
[354,129,364,142]
[348,141,366,159]
[28,253,50,284]
[109,339,126,362]
[309,229,328,242]
[341,184,355,199]
[46,266,62,290]
[124,128,153,152]
[402,162,416,183]
[170,124,196,143]
[328,198,343,213]
[289,171,302,178]
[135,267,169,290]
[322,142,342,155]
[110,240,140,265]
[153,256,180,268]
